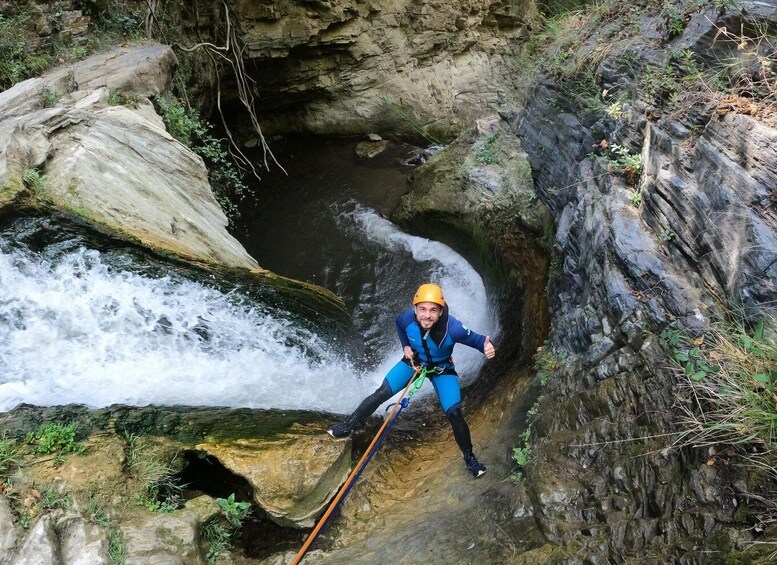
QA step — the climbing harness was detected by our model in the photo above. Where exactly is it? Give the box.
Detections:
[291,363,430,565]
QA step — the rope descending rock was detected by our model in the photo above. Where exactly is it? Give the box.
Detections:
[291,364,428,564]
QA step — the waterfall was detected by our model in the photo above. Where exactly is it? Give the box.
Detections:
[0,210,498,413]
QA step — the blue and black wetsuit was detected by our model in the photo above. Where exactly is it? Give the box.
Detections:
[346,305,487,454]
[387,306,486,412]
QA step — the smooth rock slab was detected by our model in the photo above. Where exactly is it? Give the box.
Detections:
[0,495,18,562]
[197,434,351,528]
[9,514,58,565]
[59,516,109,565]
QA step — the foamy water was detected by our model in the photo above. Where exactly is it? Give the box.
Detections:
[0,209,498,413]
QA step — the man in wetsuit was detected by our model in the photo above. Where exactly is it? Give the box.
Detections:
[327,283,496,478]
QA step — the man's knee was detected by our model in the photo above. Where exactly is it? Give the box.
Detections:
[369,380,393,404]
[445,402,464,421]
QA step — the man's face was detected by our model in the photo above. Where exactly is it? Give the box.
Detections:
[414,301,442,330]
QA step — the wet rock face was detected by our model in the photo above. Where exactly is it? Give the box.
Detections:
[394,114,554,369]
[231,0,533,137]
[0,44,254,270]
[196,434,352,529]
[0,405,344,564]
[511,0,777,559]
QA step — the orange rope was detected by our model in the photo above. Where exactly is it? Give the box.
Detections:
[291,366,420,565]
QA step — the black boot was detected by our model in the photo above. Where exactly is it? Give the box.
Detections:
[327,414,360,439]
[463,449,487,478]
[446,404,486,477]
[327,381,393,439]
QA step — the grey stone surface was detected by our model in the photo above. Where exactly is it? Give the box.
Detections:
[0,495,18,563]
[10,515,59,565]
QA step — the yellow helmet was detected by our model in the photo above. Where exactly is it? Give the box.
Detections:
[413,283,445,307]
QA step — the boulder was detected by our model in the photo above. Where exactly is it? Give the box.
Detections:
[120,496,219,565]
[0,44,257,270]
[0,43,348,326]
[355,139,389,159]
[59,516,110,565]
[9,514,58,565]
[0,495,18,562]
[197,433,352,528]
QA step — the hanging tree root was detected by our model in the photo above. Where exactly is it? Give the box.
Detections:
[144,0,286,179]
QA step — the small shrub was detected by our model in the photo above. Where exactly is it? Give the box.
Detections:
[597,143,643,186]
[474,132,500,165]
[630,190,643,207]
[41,88,61,108]
[216,493,251,528]
[535,345,568,386]
[154,95,251,223]
[28,422,86,456]
[0,14,54,89]
[662,2,687,39]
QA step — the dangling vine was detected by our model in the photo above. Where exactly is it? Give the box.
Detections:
[143,0,285,180]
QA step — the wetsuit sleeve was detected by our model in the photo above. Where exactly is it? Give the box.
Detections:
[395,309,415,349]
[448,315,486,352]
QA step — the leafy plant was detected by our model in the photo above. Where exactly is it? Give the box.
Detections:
[512,426,534,481]
[216,493,251,528]
[28,423,86,456]
[602,143,643,186]
[630,190,643,207]
[662,2,687,39]
[154,95,252,223]
[22,168,47,192]
[535,345,568,386]
[200,493,252,561]
[41,87,61,108]
[473,132,500,165]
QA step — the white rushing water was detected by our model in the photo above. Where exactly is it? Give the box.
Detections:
[0,210,498,413]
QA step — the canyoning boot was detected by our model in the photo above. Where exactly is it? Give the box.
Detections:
[463,450,487,478]
[327,417,357,439]
[327,381,394,439]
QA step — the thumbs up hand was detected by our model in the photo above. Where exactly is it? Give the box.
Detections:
[484,336,496,359]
